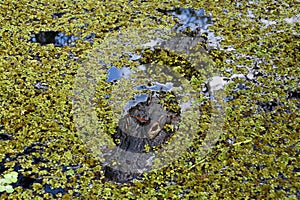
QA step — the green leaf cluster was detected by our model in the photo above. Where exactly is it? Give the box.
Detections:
[0,171,18,193]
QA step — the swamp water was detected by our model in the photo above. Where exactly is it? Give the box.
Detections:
[72,8,228,183]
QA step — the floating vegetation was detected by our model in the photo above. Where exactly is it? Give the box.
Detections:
[72,26,225,184]
[0,0,299,199]
[0,172,18,193]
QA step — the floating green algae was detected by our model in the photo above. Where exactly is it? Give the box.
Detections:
[0,171,18,193]
[0,0,299,199]
[72,26,226,184]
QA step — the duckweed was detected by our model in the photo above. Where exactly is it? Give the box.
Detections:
[0,0,299,199]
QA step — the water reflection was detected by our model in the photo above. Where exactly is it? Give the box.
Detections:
[157,7,213,31]
[30,31,95,46]
[106,66,132,82]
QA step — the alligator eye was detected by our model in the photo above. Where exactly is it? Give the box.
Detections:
[151,123,159,132]
[148,121,161,139]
